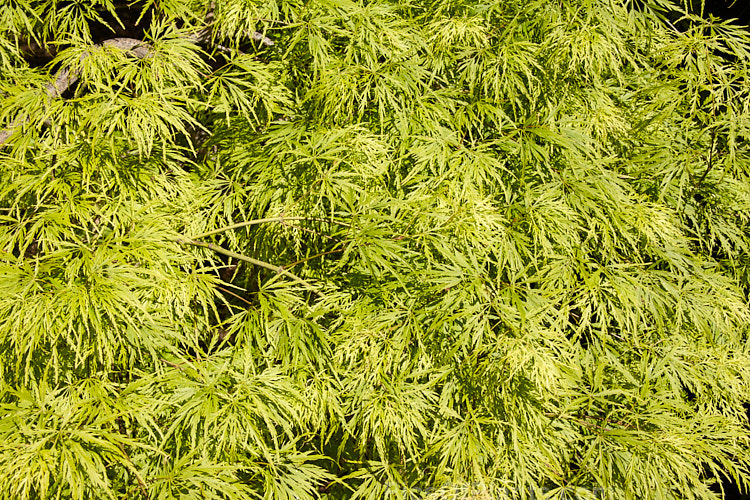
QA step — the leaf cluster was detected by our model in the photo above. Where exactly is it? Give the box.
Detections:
[2,0,750,499]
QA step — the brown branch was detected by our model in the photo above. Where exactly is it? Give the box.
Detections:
[159,358,187,371]
[0,37,149,148]
[216,285,254,306]
[0,127,16,147]
[176,237,321,295]
[117,442,150,500]
[0,26,273,148]
[696,124,717,187]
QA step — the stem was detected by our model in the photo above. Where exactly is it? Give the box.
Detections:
[177,238,319,293]
[285,245,346,268]
[216,285,254,305]
[696,124,717,187]
[117,442,150,500]
[697,40,717,188]
[159,358,186,371]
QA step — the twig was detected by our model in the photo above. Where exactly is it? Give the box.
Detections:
[285,245,346,269]
[176,237,320,294]
[159,358,187,371]
[696,125,717,187]
[117,442,150,500]
[216,285,254,305]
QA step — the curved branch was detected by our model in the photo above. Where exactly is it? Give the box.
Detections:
[0,38,147,148]
[176,237,320,294]
[0,28,273,148]
[0,38,148,148]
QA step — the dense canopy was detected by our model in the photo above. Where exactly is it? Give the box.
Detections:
[2,0,750,498]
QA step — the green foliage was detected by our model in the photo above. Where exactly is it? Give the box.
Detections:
[2,0,750,498]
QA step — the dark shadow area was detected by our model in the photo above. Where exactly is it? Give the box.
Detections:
[703,0,750,25]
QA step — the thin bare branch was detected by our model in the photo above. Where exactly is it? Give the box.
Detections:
[176,237,320,294]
